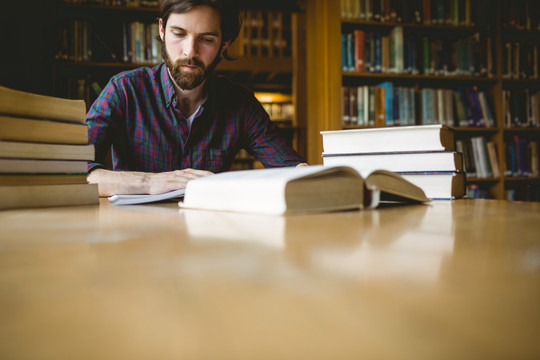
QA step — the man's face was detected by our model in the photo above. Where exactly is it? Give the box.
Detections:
[159,6,227,90]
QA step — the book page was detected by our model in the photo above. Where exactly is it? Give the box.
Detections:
[108,188,186,206]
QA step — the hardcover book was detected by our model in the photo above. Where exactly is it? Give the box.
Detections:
[0,115,89,145]
[0,85,86,124]
[0,183,98,210]
[322,151,464,175]
[180,165,429,215]
[399,172,466,200]
[321,124,455,154]
[0,140,94,161]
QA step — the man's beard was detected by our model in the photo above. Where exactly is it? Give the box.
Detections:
[163,43,222,90]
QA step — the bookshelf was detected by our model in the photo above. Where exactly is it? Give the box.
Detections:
[51,0,307,166]
[305,0,540,201]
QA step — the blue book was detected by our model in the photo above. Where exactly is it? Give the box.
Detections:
[377,81,394,125]
[374,32,382,73]
[341,33,348,72]
[421,88,435,125]
[347,32,355,72]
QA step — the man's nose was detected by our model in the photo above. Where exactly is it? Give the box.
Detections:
[183,37,198,58]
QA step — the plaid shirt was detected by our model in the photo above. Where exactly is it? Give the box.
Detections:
[86,63,304,173]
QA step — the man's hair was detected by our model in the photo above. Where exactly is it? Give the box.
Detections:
[159,0,243,60]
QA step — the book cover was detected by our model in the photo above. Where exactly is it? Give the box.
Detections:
[322,150,464,175]
[399,171,466,200]
[0,174,89,186]
[0,183,98,210]
[0,159,89,174]
[377,81,394,126]
[0,141,94,161]
[0,86,86,124]
[321,124,455,154]
[0,115,89,145]
[354,29,365,73]
[341,33,349,72]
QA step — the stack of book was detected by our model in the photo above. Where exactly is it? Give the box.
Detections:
[0,86,99,210]
[321,124,466,200]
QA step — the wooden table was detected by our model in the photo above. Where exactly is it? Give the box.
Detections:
[1,199,539,359]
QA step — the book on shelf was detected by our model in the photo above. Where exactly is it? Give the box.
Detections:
[108,188,186,206]
[342,84,495,128]
[354,29,365,72]
[486,141,501,178]
[0,140,94,161]
[503,89,540,128]
[0,85,86,124]
[323,151,464,175]
[456,137,500,179]
[0,183,98,210]
[399,171,466,200]
[342,29,494,78]
[470,136,492,178]
[0,174,89,186]
[180,165,429,215]
[242,10,290,59]
[501,0,540,30]
[121,21,160,64]
[505,136,539,177]
[321,124,455,154]
[456,138,476,178]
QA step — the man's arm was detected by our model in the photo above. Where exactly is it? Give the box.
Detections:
[87,168,213,197]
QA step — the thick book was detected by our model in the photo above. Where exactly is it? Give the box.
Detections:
[0,85,86,124]
[0,140,94,160]
[0,115,89,145]
[0,174,88,186]
[179,165,429,215]
[108,189,186,206]
[322,151,464,175]
[399,172,466,200]
[0,158,88,174]
[0,183,98,210]
[321,124,455,155]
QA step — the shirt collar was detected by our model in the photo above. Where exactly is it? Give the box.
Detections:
[160,63,177,108]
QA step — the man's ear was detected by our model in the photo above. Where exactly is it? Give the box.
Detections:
[158,18,165,41]
[221,40,231,54]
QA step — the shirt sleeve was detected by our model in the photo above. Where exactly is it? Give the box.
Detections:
[86,78,125,172]
[242,94,305,167]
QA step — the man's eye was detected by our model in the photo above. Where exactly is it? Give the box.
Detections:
[173,32,186,38]
[201,37,215,43]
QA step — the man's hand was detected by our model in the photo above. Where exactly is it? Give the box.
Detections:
[144,168,214,195]
[88,168,213,197]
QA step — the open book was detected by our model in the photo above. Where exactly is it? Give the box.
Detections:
[179,165,429,215]
[108,189,186,206]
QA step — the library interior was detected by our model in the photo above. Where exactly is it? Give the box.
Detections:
[1,0,540,359]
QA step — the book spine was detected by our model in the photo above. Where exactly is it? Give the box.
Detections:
[354,30,365,73]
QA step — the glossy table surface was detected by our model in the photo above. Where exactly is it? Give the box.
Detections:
[1,199,539,359]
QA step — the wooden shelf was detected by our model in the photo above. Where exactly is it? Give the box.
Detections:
[305,0,540,201]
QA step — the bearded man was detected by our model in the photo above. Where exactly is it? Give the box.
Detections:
[86,0,305,197]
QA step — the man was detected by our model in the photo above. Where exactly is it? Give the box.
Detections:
[87,0,305,196]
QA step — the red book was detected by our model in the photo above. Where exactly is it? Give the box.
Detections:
[354,30,365,73]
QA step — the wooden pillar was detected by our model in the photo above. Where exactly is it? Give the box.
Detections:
[304,0,342,164]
